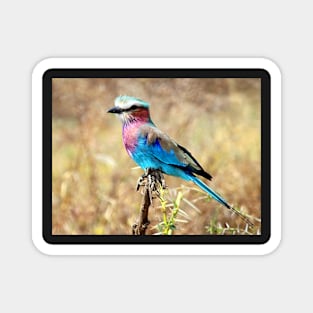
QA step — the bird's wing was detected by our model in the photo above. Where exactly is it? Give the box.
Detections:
[139,124,213,180]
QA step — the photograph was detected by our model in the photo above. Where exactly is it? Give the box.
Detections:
[51,76,261,236]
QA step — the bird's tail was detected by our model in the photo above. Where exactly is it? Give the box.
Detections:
[191,176,254,228]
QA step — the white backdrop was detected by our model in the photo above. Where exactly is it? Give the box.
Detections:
[0,0,310,312]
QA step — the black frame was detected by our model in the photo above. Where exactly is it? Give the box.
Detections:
[43,69,270,244]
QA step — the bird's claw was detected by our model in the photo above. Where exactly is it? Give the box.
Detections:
[136,175,145,191]
[136,169,167,196]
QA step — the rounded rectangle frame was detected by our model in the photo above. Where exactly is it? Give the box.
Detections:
[32,57,281,255]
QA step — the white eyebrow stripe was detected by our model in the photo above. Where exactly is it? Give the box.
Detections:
[114,96,150,110]
[115,99,138,110]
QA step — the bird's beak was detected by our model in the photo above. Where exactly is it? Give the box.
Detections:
[107,107,122,114]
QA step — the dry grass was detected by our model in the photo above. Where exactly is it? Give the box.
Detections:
[52,78,261,235]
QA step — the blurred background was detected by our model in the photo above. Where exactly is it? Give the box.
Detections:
[52,77,261,235]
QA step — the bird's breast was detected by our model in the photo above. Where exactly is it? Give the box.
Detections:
[122,122,143,156]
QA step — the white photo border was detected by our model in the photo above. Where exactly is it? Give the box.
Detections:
[32,58,281,255]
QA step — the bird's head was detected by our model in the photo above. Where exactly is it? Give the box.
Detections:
[107,96,151,124]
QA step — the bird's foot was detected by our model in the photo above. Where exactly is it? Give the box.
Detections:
[136,169,167,198]
[136,171,148,191]
[136,175,146,191]
[136,168,152,191]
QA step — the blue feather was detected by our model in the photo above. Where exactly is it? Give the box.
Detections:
[191,176,254,227]
[133,134,193,181]
[191,176,230,209]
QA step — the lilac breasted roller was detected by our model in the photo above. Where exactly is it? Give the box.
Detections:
[108,95,253,227]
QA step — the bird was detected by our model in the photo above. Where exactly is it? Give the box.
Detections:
[107,95,253,227]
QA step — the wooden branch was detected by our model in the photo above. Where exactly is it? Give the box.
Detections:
[132,169,166,235]
[132,182,151,235]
